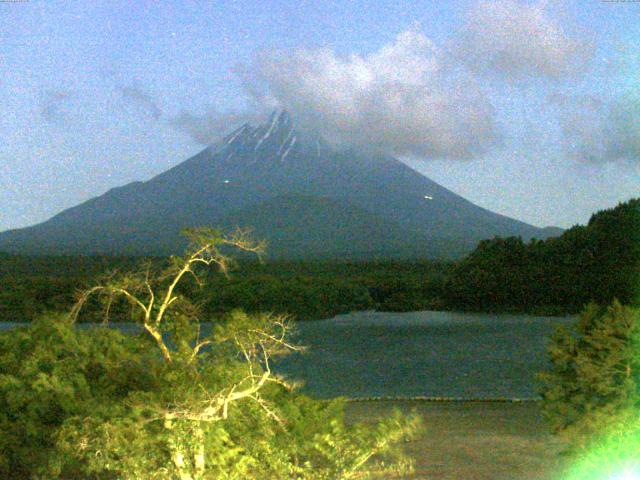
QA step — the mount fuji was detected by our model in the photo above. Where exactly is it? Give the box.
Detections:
[0,111,561,259]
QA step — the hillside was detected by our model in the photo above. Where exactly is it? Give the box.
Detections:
[0,111,559,259]
[443,198,640,312]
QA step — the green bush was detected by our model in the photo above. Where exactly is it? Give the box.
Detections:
[0,228,421,479]
[0,312,420,479]
[538,301,640,451]
[0,313,155,478]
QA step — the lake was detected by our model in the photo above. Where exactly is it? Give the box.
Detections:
[275,311,574,399]
[0,311,574,400]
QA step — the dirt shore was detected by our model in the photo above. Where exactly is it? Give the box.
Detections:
[345,400,568,480]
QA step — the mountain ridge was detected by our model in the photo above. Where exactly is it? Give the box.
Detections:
[0,110,561,259]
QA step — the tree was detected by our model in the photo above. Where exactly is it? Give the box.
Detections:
[443,198,640,314]
[0,227,420,479]
[540,301,640,455]
[0,312,153,479]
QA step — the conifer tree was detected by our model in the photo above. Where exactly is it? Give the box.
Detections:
[538,301,640,449]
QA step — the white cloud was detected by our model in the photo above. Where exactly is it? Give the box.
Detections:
[251,29,497,159]
[554,94,640,164]
[455,0,593,79]
[174,1,596,161]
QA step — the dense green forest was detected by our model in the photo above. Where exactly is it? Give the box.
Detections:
[1,198,637,321]
[0,256,449,322]
[443,198,640,314]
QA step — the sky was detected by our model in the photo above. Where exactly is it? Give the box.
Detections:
[0,0,638,231]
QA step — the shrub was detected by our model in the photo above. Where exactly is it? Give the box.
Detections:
[0,228,421,479]
[539,301,640,452]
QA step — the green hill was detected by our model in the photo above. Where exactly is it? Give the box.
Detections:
[443,198,640,313]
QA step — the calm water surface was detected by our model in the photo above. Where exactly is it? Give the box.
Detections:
[0,311,574,399]
[276,311,574,399]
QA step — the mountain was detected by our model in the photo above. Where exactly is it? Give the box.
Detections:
[0,110,560,259]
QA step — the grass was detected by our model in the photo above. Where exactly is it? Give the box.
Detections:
[345,400,568,480]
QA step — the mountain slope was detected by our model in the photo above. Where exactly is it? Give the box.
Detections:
[219,194,447,260]
[0,111,560,259]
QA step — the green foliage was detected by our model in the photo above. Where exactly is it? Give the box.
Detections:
[0,230,422,479]
[444,198,640,313]
[0,258,450,322]
[559,408,640,480]
[199,275,375,321]
[194,260,448,320]
[0,313,420,479]
[538,301,640,450]
[0,313,154,478]
[0,254,143,322]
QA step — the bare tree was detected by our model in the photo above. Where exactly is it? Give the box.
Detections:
[71,227,264,362]
[69,227,304,479]
[63,226,418,480]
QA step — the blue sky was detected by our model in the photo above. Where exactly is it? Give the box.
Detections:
[0,0,638,231]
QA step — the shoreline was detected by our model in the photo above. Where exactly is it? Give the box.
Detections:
[345,400,565,479]
[344,396,540,403]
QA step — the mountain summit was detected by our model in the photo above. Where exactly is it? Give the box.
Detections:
[0,110,559,259]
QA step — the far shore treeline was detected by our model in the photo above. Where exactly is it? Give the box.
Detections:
[444,198,639,314]
[0,198,637,322]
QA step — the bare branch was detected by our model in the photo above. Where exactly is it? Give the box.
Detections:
[144,270,155,313]
[188,340,213,364]
[249,394,284,425]
[110,287,149,317]
[249,329,301,352]
[70,286,107,323]
[144,322,173,364]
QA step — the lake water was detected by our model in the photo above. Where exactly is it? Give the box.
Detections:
[275,311,574,400]
[0,311,574,400]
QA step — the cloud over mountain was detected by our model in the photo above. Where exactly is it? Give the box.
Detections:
[171,1,598,163]
[251,29,497,160]
[170,109,256,145]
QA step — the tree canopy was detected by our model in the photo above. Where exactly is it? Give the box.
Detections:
[538,302,640,478]
[0,227,420,479]
[444,198,640,313]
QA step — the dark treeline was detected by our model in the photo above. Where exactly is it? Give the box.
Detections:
[1,198,637,321]
[0,255,142,322]
[0,256,450,322]
[443,198,640,314]
[194,261,450,320]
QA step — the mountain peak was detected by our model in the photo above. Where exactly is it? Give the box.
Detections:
[269,108,292,128]
[255,109,294,146]
[0,107,559,259]
[216,109,298,163]
[221,123,252,145]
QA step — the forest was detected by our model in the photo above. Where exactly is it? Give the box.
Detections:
[443,198,640,314]
[0,257,449,322]
[1,198,638,322]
